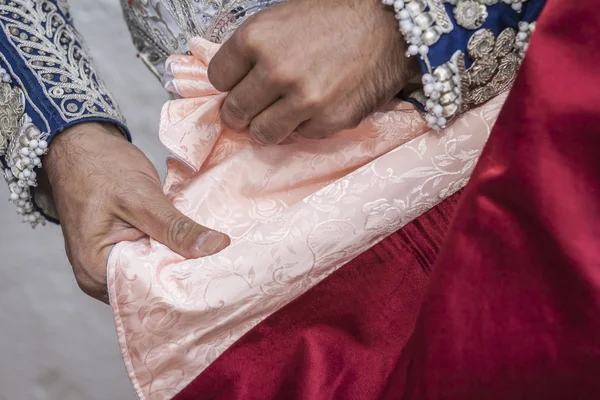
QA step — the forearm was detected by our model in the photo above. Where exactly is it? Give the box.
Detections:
[383,0,546,130]
[0,0,129,227]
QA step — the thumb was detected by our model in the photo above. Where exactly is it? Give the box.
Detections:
[123,191,230,259]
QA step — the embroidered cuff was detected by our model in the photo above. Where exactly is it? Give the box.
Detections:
[0,0,129,227]
[0,69,48,227]
[383,0,541,130]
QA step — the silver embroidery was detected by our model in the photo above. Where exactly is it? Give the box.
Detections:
[121,0,285,78]
[0,0,125,124]
[0,72,48,228]
[387,0,534,130]
[0,83,25,155]
[453,0,488,30]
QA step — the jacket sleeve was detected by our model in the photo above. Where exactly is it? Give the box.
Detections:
[0,0,129,227]
[384,0,546,130]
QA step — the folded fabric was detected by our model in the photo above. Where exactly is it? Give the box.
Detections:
[107,37,506,400]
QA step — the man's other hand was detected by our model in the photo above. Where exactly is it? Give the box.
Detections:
[208,0,418,145]
[45,123,230,303]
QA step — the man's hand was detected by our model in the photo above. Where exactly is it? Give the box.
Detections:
[208,0,418,145]
[44,123,230,303]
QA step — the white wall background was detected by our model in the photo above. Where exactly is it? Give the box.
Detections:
[0,2,169,399]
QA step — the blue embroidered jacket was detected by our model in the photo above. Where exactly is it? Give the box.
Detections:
[0,0,546,227]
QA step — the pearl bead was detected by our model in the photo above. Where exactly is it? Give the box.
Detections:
[414,12,434,30]
[19,191,28,199]
[29,139,39,149]
[434,65,452,81]
[18,200,25,206]
[430,91,441,101]
[421,29,439,46]
[35,148,45,156]
[20,147,30,156]
[422,73,434,84]
[425,114,437,124]
[400,20,413,33]
[38,140,48,149]
[16,207,24,214]
[26,179,35,186]
[407,45,419,56]
[382,0,393,5]
[10,192,19,201]
[393,0,404,11]
[2,74,11,83]
[398,9,410,20]
[33,157,41,166]
[437,117,447,127]
[434,82,444,92]
[23,169,31,178]
[418,45,429,55]
[433,104,443,116]
[406,1,426,15]
[423,83,435,95]
[426,99,435,110]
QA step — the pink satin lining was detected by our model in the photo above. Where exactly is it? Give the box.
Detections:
[107,37,506,400]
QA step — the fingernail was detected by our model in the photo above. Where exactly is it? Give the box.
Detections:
[196,231,228,255]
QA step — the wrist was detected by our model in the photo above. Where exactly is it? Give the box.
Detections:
[45,122,126,185]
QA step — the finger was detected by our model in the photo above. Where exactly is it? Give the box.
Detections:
[207,30,254,92]
[295,109,364,140]
[249,96,311,145]
[221,66,281,131]
[294,118,343,140]
[123,191,230,259]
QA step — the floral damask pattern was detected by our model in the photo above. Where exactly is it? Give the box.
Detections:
[108,45,507,398]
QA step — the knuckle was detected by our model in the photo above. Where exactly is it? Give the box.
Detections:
[235,20,261,51]
[167,218,194,245]
[330,108,362,131]
[297,84,325,110]
[267,66,295,88]
[250,120,279,145]
[339,110,363,130]
[321,113,347,133]
[222,96,249,124]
